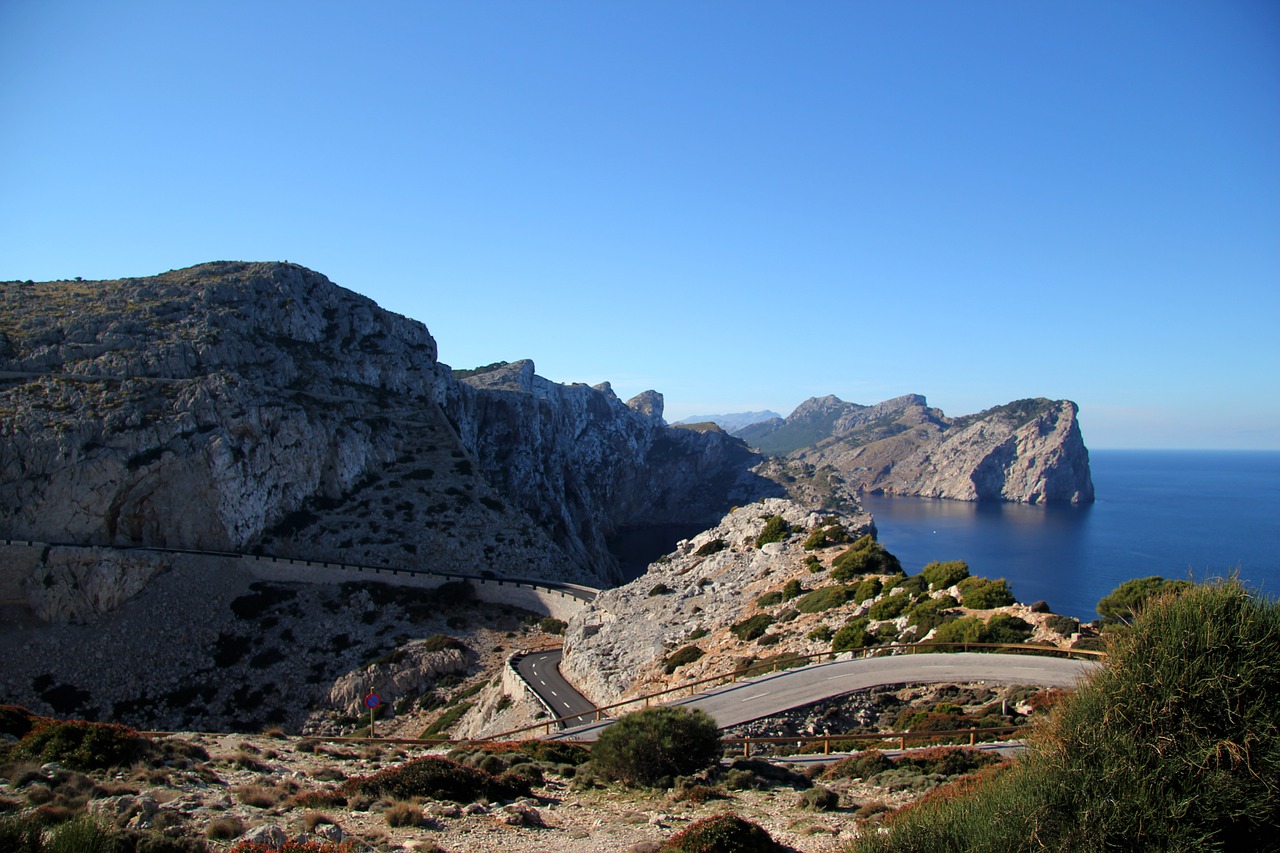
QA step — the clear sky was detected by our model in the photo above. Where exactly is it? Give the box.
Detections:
[2,1,1277,449]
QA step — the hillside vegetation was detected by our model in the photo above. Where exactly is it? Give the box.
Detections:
[848,578,1280,852]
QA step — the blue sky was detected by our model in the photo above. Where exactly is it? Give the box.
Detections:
[2,1,1277,449]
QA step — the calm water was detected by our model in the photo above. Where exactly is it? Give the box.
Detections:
[861,450,1280,621]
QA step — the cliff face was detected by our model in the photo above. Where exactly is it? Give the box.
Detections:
[742,395,1093,504]
[0,262,775,595]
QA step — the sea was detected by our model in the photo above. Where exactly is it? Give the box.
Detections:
[861,450,1280,622]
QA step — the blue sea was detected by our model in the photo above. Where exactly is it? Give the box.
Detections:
[861,450,1280,622]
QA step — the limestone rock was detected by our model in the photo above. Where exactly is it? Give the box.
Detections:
[742,394,1093,504]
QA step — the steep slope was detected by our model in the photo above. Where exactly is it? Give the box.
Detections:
[0,262,776,593]
[739,395,1093,504]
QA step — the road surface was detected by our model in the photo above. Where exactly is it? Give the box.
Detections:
[513,649,599,728]
[549,651,1101,741]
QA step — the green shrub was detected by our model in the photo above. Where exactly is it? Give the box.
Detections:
[695,538,727,557]
[808,624,833,642]
[957,576,1016,609]
[794,585,850,614]
[1043,614,1080,636]
[420,633,467,652]
[755,632,781,646]
[921,560,971,591]
[754,590,784,608]
[929,615,989,645]
[754,515,791,548]
[538,618,568,635]
[984,613,1033,644]
[591,707,722,788]
[868,593,912,621]
[805,555,824,573]
[797,785,840,810]
[659,812,788,852]
[782,579,804,600]
[851,580,1280,851]
[851,576,883,604]
[803,523,850,550]
[345,755,526,803]
[830,539,902,581]
[906,596,959,633]
[1096,575,1193,626]
[418,703,473,738]
[832,616,872,652]
[15,719,153,771]
[730,614,775,641]
[822,749,895,780]
[664,645,705,674]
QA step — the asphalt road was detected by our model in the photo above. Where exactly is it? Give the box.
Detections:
[550,651,1102,741]
[513,649,600,728]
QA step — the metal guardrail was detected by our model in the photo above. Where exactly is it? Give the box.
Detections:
[484,641,1104,741]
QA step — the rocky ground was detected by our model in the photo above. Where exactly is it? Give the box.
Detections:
[2,676,1057,853]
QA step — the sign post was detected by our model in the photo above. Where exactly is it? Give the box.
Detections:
[364,692,381,738]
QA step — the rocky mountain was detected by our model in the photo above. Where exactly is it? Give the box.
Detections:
[0,262,777,591]
[736,394,1093,504]
[674,410,783,432]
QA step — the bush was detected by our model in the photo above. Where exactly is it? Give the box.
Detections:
[929,615,989,645]
[695,538,727,557]
[664,645,705,674]
[984,613,1033,644]
[849,580,1280,851]
[0,706,37,739]
[797,785,840,810]
[822,749,895,780]
[1043,614,1080,636]
[730,614,775,641]
[794,585,850,614]
[659,812,788,852]
[830,538,902,581]
[1096,575,1193,626]
[649,583,673,597]
[782,579,804,600]
[957,577,1015,609]
[538,617,567,635]
[755,590,784,608]
[851,576,882,604]
[921,560,970,590]
[345,755,527,802]
[867,593,912,621]
[591,707,722,788]
[805,555,823,573]
[807,624,833,642]
[906,596,959,633]
[754,515,791,548]
[832,617,872,652]
[15,719,153,771]
[803,523,850,550]
[420,633,467,652]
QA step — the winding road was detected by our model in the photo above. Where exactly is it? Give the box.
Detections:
[513,649,600,728]
[538,650,1100,741]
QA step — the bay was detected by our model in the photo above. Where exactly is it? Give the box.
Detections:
[861,450,1280,622]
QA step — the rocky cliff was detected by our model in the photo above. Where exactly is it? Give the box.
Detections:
[0,262,776,598]
[738,394,1093,504]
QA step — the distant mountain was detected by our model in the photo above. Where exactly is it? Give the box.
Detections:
[674,410,783,433]
[741,394,1094,505]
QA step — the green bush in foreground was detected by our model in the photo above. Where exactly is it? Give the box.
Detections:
[15,718,153,771]
[345,754,527,803]
[849,579,1280,852]
[592,707,722,788]
[659,812,788,852]
[754,515,791,548]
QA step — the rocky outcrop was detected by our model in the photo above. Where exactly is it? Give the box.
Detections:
[740,395,1093,504]
[0,263,779,599]
[560,498,874,704]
